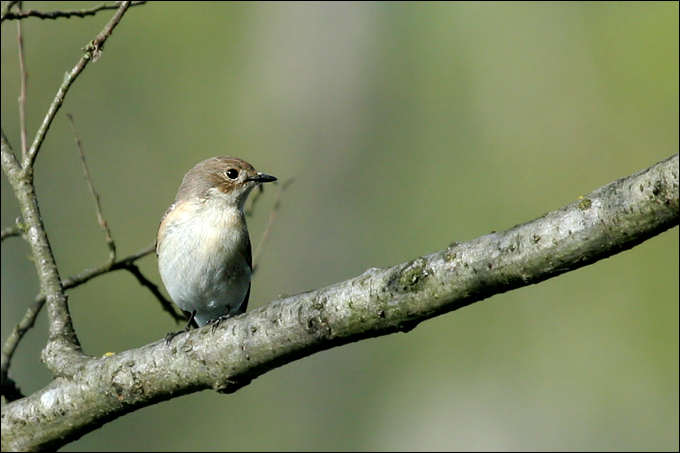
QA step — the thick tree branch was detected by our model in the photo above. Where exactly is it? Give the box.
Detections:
[1,154,677,452]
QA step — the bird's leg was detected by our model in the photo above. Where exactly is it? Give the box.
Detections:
[165,310,197,344]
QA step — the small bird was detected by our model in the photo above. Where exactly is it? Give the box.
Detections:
[157,157,277,342]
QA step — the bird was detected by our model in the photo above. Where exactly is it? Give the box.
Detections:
[156,156,277,342]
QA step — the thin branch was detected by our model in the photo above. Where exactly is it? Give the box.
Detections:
[245,182,264,217]
[0,1,20,22]
[1,1,146,22]
[124,262,185,324]
[0,129,21,177]
[0,244,179,391]
[61,243,155,291]
[1,296,44,390]
[2,129,84,373]
[253,178,294,272]
[57,244,180,323]
[1,1,142,398]
[16,1,28,159]
[0,224,23,241]
[1,3,135,375]
[1,375,24,404]
[67,113,116,263]
[56,242,182,324]
[24,1,133,171]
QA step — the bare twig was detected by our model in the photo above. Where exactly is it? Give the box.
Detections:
[1,296,44,388]
[0,1,20,22]
[1,2,137,377]
[1,0,147,402]
[1,243,180,393]
[16,1,28,159]
[1,1,146,22]
[61,244,155,291]
[253,178,294,272]
[245,183,264,218]
[24,1,133,170]
[67,114,116,263]
[57,243,181,322]
[1,224,23,241]
[1,375,24,403]
[124,262,185,324]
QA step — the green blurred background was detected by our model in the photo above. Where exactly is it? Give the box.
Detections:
[1,1,678,451]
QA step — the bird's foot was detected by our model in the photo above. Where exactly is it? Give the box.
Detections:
[165,310,196,344]
[209,313,234,333]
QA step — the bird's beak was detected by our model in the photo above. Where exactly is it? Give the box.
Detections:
[249,173,277,184]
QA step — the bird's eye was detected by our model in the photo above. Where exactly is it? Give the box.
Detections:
[226,169,239,180]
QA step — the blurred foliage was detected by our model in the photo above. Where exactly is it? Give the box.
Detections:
[1,2,677,451]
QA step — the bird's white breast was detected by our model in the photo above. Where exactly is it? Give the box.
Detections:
[158,199,251,326]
